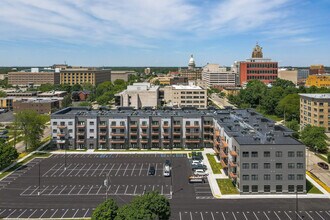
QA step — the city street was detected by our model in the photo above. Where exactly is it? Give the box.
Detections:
[210,94,236,109]
[307,149,330,186]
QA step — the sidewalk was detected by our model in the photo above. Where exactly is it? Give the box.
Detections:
[202,148,222,198]
[51,150,193,154]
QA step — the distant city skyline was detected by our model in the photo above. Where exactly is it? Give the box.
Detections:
[0,0,329,66]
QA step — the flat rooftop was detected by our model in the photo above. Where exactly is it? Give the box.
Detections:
[52,107,302,145]
[171,85,203,90]
[299,93,330,99]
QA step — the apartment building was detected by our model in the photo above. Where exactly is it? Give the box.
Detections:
[239,44,278,86]
[305,75,330,87]
[8,68,60,86]
[202,64,237,87]
[163,85,207,109]
[111,70,136,82]
[13,99,60,114]
[299,93,330,132]
[51,107,306,194]
[115,83,160,109]
[59,68,111,85]
[310,65,325,75]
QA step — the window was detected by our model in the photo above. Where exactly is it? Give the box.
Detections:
[90,129,94,133]
[242,163,249,169]
[288,174,295,180]
[68,121,73,126]
[251,163,258,169]
[120,121,125,126]
[89,121,94,125]
[242,152,249,157]
[243,185,249,192]
[264,174,271,181]
[297,174,304,180]
[53,121,57,125]
[288,163,295,169]
[251,175,258,181]
[243,175,249,180]
[276,163,282,169]
[252,185,258,192]
[68,129,72,133]
[297,185,304,192]
[264,163,270,169]
[276,174,283,180]
[296,151,303,157]
[264,185,270,192]
[297,163,303,169]
[251,152,258,157]
[264,151,270,157]
[276,185,282,192]
[288,185,295,192]
[288,151,295,157]
[275,151,282,157]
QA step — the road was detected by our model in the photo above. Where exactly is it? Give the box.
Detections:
[307,149,330,186]
[210,94,236,109]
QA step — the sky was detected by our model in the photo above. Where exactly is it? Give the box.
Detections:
[0,0,329,67]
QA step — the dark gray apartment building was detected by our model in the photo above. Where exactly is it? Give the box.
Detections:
[51,107,306,194]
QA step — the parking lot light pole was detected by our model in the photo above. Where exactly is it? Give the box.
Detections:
[38,162,41,196]
[170,146,173,195]
[104,173,109,201]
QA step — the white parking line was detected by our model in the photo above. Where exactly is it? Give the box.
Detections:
[61,209,69,219]
[96,185,103,194]
[91,164,100,176]
[263,211,270,220]
[21,186,32,195]
[75,164,86,176]
[179,211,182,220]
[273,211,281,220]
[304,211,314,220]
[253,211,259,220]
[130,164,136,176]
[50,164,65,177]
[115,185,120,194]
[133,185,137,195]
[190,211,193,220]
[232,211,237,220]
[50,209,58,218]
[0,209,6,215]
[58,164,72,176]
[200,212,204,220]
[83,209,89,218]
[124,185,129,194]
[115,164,122,176]
[72,209,79,218]
[146,164,151,175]
[284,211,292,220]
[161,185,164,195]
[58,186,67,195]
[48,186,58,195]
[67,164,79,176]
[29,187,40,196]
[6,209,16,218]
[326,211,330,217]
[315,211,325,220]
[28,209,38,218]
[155,163,158,175]
[68,186,76,195]
[87,186,94,194]
[78,186,85,194]
[17,209,27,218]
[40,209,48,218]
[83,164,93,176]
[143,185,146,194]
[123,164,129,176]
[210,211,215,220]
[42,164,58,176]
[40,186,50,194]
[139,164,144,176]
[242,212,248,220]
[99,164,108,176]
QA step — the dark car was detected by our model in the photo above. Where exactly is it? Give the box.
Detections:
[317,162,329,170]
[165,160,171,166]
[148,166,155,175]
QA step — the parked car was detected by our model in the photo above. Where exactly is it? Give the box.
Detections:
[191,160,203,166]
[317,162,329,170]
[148,166,156,175]
[163,165,171,177]
[0,130,8,135]
[165,160,171,167]
[193,169,208,176]
[192,152,203,160]
[191,164,207,170]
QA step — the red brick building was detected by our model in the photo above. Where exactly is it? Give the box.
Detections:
[239,44,278,86]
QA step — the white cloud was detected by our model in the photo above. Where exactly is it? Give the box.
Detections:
[0,0,311,47]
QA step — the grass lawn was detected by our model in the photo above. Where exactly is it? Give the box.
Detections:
[206,153,222,174]
[216,179,239,195]
[306,180,323,194]
[315,154,328,163]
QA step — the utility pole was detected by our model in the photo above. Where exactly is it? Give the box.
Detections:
[38,162,41,196]
[170,145,173,195]
[296,186,298,220]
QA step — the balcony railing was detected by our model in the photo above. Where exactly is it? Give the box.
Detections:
[173,124,181,128]
[111,133,125,137]
[99,132,107,136]
[141,133,148,137]
[163,139,170,143]
[185,139,200,143]
[140,125,148,129]
[229,172,237,179]
[221,140,228,148]
[230,150,237,157]
[111,139,125,144]
[220,149,228,158]
[77,124,85,128]
[57,125,67,129]
[99,124,107,128]
[220,160,228,168]
[110,125,125,129]
[99,139,107,143]
[57,133,65,137]
[130,124,138,128]
[163,124,170,128]
[56,139,66,144]
[77,132,85,136]
[173,139,181,143]
[140,139,148,143]
[186,133,200,136]
[151,124,159,128]
[186,125,199,128]
[77,139,84,143]
[229,161,237,167]
[151,140,159,143]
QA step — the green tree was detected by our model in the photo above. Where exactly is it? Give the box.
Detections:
[14,110,46,151]
[272,78,295,89]
[82,82,94,91]
[38,83,55,92]
[276,93,300,121]
[72,84,83,92]
[0,90,6,97]
[153,79,160,85]
[116,192,171,220]
[285,119,299,132]
[301,125,328,153]
[260,86,284,115]
[62,94,72,108]
[79,101,91,107]
[0,139,19,170]
[92,198,118,220]
[239,80,267,108]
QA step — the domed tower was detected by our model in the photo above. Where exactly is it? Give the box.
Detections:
[252,43,263,58]
[188,54,196,70]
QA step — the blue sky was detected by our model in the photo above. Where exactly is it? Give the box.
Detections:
[0,0,329,67]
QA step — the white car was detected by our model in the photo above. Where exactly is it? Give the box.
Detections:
[191,160,203,165]
[194,169,208,176]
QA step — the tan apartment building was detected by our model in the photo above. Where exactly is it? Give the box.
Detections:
[8,68,60,86]
[115,83,160,109]
[13,99,60,114]
[111,70,136,82]
[60,68,111,85]
[278,68,310,85]
[163,85,207,108]
[299,94,330,132]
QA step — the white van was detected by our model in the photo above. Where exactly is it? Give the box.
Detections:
[163,165,171,177]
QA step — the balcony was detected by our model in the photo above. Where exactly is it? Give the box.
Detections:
[215,130,220,137]
[99,124,107,128]
[111,139,125,144]
[173,139,181,143]
[141,125,148,129]
[151,124,159,128]
[229,161,237,167]
[140,139,148,143]
[186,125,200,128]
[151,132,159,135]
[77,124,85,128]
[203,124,212,128]
[203,139,213,143]
[230,150,237,157]
[130,139,138,143]
[111,133,125,137]
[186,133,200,136]
[173,124,181,128]
[130,132,138,136]
[57,133,66,137]
[229,172,237,179]
[77,139,84,144]
[214,139,220,147]
[163,139,170,143]
[99,139,107,143]
[220,160,228,168]
[77,132,85,136]
[151,140,159,143]
[221,140,228,148]
[220,150,228,158]
[213,146,220,154]
[57,125,67,129]
[99,132,107,136]
[186,139,200,143]
[141,133,148,137]
[110,125,125,129]
[56,139,66,144]
[130,124,138,128]
[162,132,169,136]
[163,124,170,128]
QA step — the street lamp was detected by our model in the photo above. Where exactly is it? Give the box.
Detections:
[104,172,110,201]
[38,162,41,196]
[170,145,173,195]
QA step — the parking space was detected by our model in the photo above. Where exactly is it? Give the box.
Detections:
[193,182,214,199]
[51,153,187,159]
[173,210,330,220]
